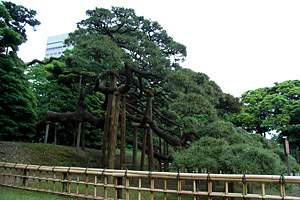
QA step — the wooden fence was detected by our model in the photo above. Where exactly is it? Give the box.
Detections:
[0,162,300,200]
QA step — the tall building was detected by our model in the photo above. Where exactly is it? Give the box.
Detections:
[45,33,73,58]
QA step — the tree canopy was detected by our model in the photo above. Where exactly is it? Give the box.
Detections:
[231,80,300,159]
[233,80,300,134]
[0,1,40,141]
[0,1,40,53]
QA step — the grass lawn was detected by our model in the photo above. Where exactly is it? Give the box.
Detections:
[0,186,75,200]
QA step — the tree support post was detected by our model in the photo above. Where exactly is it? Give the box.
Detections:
[107,91,121,170]
[120,95,127,170]
[101,75,117,168]
[132,126,138,170]
[72,122,77,147]
[44,121,50,144]
[81,122,85,150]
[164,140,169,172]
[140,128,147,171]
[284,136,291,175]
[146,92,154,172]
[76,122,82,149]
[158,137,162,171]
[179,128,185,173]
[296,147,300,164]
[53,123,57,145]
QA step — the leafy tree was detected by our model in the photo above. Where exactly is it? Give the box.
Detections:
[0,1,40,141]
[0,1,40,53]
[232,80,300,137]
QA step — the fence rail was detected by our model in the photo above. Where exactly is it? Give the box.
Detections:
[0,162,300,199]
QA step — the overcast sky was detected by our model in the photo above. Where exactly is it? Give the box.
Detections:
[9,0,300,97]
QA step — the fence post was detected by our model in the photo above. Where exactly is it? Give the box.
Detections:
[279,173,286,198]
[242,172,247,197]
[195,179,201,200]
[117,176,123,199]
[207,173,212,200]
[62,172,68,193]
[177,170,182,200]
[22,164,29,187]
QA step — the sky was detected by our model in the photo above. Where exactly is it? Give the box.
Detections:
[9,0,300,97]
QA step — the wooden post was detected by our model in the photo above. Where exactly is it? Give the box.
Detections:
[164,140,169,172]
[81,122,85,150]
[296,147,300,164]
[158,137,162,171]
[120,95,127,170]
[100,93,112,167]
[72,122,77,147]
[133,127,138,170]
[107,92,121,170]
[147,92,154,172]
[179,128,185,173]
[75,74,83,149]
[117,177,123,199]
[76,122,82,149]
[195,179,201,200]
[140,128,147,171]
[284,136,291,175]
[54,123,57,145]
[22,166,28,187]
[44,122,50,144]
[101,75,116,168]
[62,172,67,193]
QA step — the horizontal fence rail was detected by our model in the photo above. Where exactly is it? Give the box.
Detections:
[0,162,300,200]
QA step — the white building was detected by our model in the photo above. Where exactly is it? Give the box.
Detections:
[45,33,73,58]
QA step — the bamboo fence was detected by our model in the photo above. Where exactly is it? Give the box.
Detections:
[1,162,300,200]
